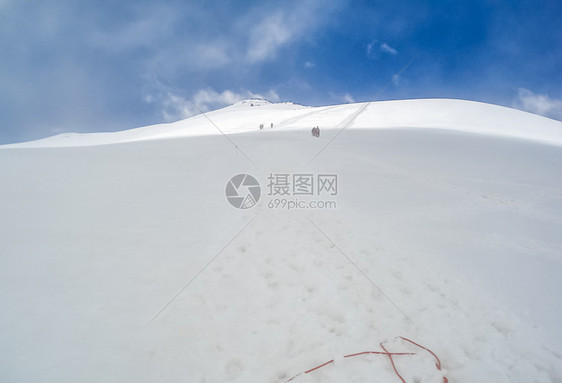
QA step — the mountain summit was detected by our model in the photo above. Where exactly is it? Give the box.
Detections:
[1,98,561,148]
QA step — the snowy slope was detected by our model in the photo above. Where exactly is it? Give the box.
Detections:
[2,98,561,148]
[0,99,561,382]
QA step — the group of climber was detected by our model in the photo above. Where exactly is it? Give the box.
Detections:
[257,122,320,137]
[311,126,320,137]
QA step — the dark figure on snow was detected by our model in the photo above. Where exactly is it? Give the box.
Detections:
[311,126,320,137]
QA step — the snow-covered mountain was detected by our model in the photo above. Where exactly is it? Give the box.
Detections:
[2,98,561,148]
[1,99,561,382]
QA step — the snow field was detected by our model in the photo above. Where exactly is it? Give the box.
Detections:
[1,99,561,382]
[3,98,561,149]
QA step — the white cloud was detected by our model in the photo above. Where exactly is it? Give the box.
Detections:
[153,88,280,122]
[367,43,373,56]
[304,61,316,68]
[160,93,197,121]
[367,40,399,58]
[192,43,231,68]
[245,0,342,64]
[193,88,279,109]
[343,93,355,103]
[515,88,562,121]
[247,12,293,62]
[380,42,398,55]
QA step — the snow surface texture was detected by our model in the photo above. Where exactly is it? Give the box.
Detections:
[2,98,561,148]
[0,99,561,382]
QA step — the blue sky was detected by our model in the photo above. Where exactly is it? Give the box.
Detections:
[1,0,561,144]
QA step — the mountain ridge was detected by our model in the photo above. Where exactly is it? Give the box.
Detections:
[2,98,561,148]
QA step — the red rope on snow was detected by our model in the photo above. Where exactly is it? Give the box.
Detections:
[284,351,411,382]
[380,342,407,383]
[283,337,448,383]
[344,350,415,358]
[400,337,448,383]
[400,337,442,370]
[304,359,334,374]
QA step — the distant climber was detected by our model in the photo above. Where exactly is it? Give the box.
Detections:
[259,123,264,130]
[270,122,274,129]
[311,126,320,137]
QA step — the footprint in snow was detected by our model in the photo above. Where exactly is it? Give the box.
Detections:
[224,358,244,378]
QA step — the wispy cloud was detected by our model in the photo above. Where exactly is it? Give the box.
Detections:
[245,0,343,63]
[367,41,376,57]
[515,88,562,121]
[151,87,280,122]
[148,1,343,73]
[380,42,398,55]
[192,42,232,68]
[247,12,293,62]
[367,41,398,58]
[193,88,279,109]
[343,93,355,103]
[159,93,196,121]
